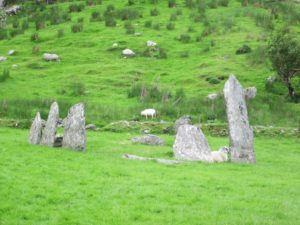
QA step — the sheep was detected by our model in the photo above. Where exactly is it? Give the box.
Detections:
[141,109,156,119]
[211,146,230,163]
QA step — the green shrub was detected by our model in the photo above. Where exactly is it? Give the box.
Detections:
[32,46,40,54]
[105,16,116,27]
[57,29,64,38]
[144,20,152,28]
[12,19,19,29]
[21,20,29,30]
[236,44,251,54]
[69,4,85,13]
[10,28,24,37]
[208,0,218,8]
[71,23,83,33]
[35,21,45,30]
[169,13,177,21]
[30,32,39,42]
[128,0,135,6]
[124,21,135,34]
[0,69,10,83]
[185,0,195,8]
[90,11,102,22]
[117,8,141,20]
[219,0,229,7]
[152,23,160,30]
[178,33,191,43]
[77,17,84,23]
[168,0,176,8]
[150,8,159,16]
[206,76,220,84]
[70,81,86,96]
[166,22,175,30]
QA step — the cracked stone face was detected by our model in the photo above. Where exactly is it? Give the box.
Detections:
[223,75,256,164]
[62,103,86,151]
[28,112,43,145]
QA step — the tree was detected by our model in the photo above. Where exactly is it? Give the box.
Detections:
[268,28,300,101]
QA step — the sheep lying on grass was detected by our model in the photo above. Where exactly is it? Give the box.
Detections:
[211,147,230,163]
[141,109,156,119]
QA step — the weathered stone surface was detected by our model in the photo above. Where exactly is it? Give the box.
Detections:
[43,53,59,61]
[28,112,43,145]
[224,75,256,163]
[244,87,257,100]
[173,125,213,162]
[40,102,59,147]
[131,134,165,146]
[0,0,4,8]
[174,115,192,133]
[62,103,86,151]
[0,56,7,62]
[122,48,135,57]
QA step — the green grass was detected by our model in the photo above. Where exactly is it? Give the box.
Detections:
[0,127,300,225]
[0,0,300,126]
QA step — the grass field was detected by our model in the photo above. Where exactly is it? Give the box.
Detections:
[0,127,299,225]
[0,0,300,126]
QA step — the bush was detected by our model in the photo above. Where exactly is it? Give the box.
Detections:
[166,22,175,30]
[57,29,64,38]
[105,16,116,27]
[0,69,10,83]
[150,8,159,16]
[168,0,176,8]
[71,23,83,33]
[12,19,19,29]
[124,21,135,34]
[185,0,195,8]
[77,17,84,23]
[117,8,141,20]
[169,13,177,21]
[10,28,24,37]
[152,23,160,30]
[69,4,85,13]
[206,76,220,84]
[144,20,152,28]
[30,32,39,42]
[32,46,40,54]
[208,0,218,8]
[236,44,252,54]
[90,11,102,22]
[178,33,191,43]
[219,0,229,7]
[247,46,267,65]
[21,20,29,30]
[35,21,45,30]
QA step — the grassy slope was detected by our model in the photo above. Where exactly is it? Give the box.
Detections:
[0,0,300,126]
[0,127,299,224]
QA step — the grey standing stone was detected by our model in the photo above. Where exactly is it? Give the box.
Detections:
[224,75,256,163]
[62,103,86,151]
[28,112,43,145]
[174,115,192,133]
[40,102,59,147]
[173,125,213,162]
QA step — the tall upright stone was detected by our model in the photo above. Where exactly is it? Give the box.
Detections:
[62,103,86,151]
[0,0,4,8]
[223,75,256,163]
[40,102,59,147]
[28,112,43,145]
[173,125,213,162]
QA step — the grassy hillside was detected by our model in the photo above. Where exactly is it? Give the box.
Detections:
[0,127,300,224]
[0,0,300,126]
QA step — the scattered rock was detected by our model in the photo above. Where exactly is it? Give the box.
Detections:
[5,5,21,15]
[0,56,7,62]
[174,115,192,133]
[236,45,251,54]
[244,87,257,100]
[207,93,218,101]
[43,53,60,61]
[131,134,165,145]
[62,103,86,151]
[224,75,256,163]
[122,48,135,57]
[173,125,213,162]
[134,32,142,36]
[112,43,118,48]
[40,102,59,147]
[86,124,97,131]
[147,40,157,47]
[11,64,17,69]
[7,49,15,56]
[123,154,180,165]
[28,112,43,145]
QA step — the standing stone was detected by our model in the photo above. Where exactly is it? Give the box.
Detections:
[0,0,4,8]
[40,102,59,147]
[224,75,256,163]
[174,115,192,133]
[173,125,213,162]
[62,103,86,151]
[28,112,43,145]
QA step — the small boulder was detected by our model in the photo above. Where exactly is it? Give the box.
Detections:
[147,40,157,47]
[86,124,97,131]
[122,48,135,57]
[7,49,15,56]
[174,115,192,133]
[131,134,165,146]
[43,53,60,61]
[207,93,218,101]
[0,56,7,62]
[244,87,257,100]
[112,43,118,48]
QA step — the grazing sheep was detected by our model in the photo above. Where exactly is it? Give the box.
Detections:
[141,109,156,119]
[211,146,230,163]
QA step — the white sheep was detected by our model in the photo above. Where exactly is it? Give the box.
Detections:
[141,109,156,119]
[211,146,230,163]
